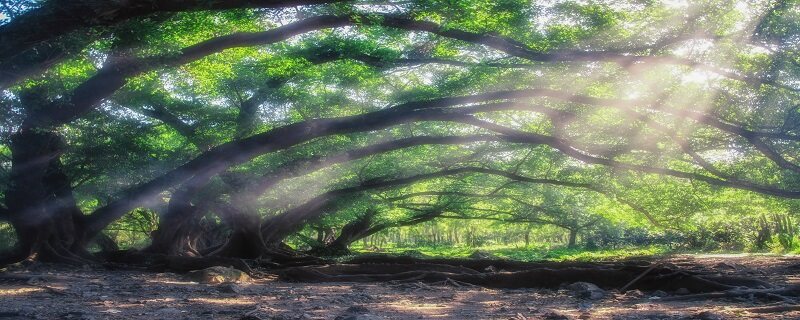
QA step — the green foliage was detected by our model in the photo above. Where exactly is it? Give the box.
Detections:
[350,243,669,262]
[2,0,800,258]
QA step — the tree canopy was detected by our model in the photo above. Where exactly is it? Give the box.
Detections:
[1,0,799,264]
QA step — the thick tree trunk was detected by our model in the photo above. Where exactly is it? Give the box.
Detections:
[209,206,267,259]
[3,130,90,264]
[146,178,210,256]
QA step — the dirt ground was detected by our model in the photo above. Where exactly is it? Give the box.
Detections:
[1,255,799,320]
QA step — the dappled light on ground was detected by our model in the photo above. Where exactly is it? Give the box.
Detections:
[2,255,800,319]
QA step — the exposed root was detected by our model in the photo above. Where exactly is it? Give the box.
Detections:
[745,304,800,313]
[279,262,768,292]
[100,250,255,275]
[661,286,800,302]
[0,248,30,267]
[346,254,650,272]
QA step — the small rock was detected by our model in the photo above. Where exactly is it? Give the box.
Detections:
[542,311,569,320]
[566,282,605,300]
[100,309,122,314]
[217,283,243,294]
[468,250,497,259]
[345,305,369,314]
[713,262,736,270]
[187,266,250,284]
[623,289,644,298]
[675,287,690,295]
[694,311,724,320]
[650,290,668,298]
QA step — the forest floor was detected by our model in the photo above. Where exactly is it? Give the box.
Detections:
[1,254,798,320]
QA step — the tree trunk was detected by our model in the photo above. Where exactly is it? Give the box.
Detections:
[524,230,531,248]
[209,205,267,259]
[146,178,210,256]
[567,229,578,249]
[3,130,91,264]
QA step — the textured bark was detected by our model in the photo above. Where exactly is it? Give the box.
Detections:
[209,205,267,259]
[315,209,444,255]
[146,177,211,256]
[0,0,345,68]
[567,229,578,249]
[3,129,90,264]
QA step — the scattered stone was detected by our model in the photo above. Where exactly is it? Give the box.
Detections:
[187,266,250,284]
[542,311,569,320]
[623,289,645,298]
[566,282,605,300]
[694,311,725,320]
[468,250,497,259]
[675,287,691,295]
[650,290,668,298]
[713,262,737,270]
[345,305,369,314]
[100,309,122,314]
[216,283,244,294]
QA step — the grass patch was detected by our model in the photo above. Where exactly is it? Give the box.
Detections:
[349,243,671,262]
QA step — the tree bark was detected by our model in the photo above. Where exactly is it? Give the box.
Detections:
[3,129,90,263]
[209,205,268,259]
[315,210,378,255]
[567,229,578,249]
[146,177,210,256]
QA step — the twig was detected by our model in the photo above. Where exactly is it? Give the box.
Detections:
[621,263,660,292]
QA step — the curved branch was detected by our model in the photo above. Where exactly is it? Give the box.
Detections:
[259,166,597,243]
[456,116,800,198]
[27,13,793,129]
[0,0,344,64]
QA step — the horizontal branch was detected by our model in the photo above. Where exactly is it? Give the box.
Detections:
[0,0,344,63]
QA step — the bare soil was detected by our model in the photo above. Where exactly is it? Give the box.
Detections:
[1,255,798,319]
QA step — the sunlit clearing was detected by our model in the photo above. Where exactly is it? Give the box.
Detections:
[187,297,254,306]
[0,287,44,295]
